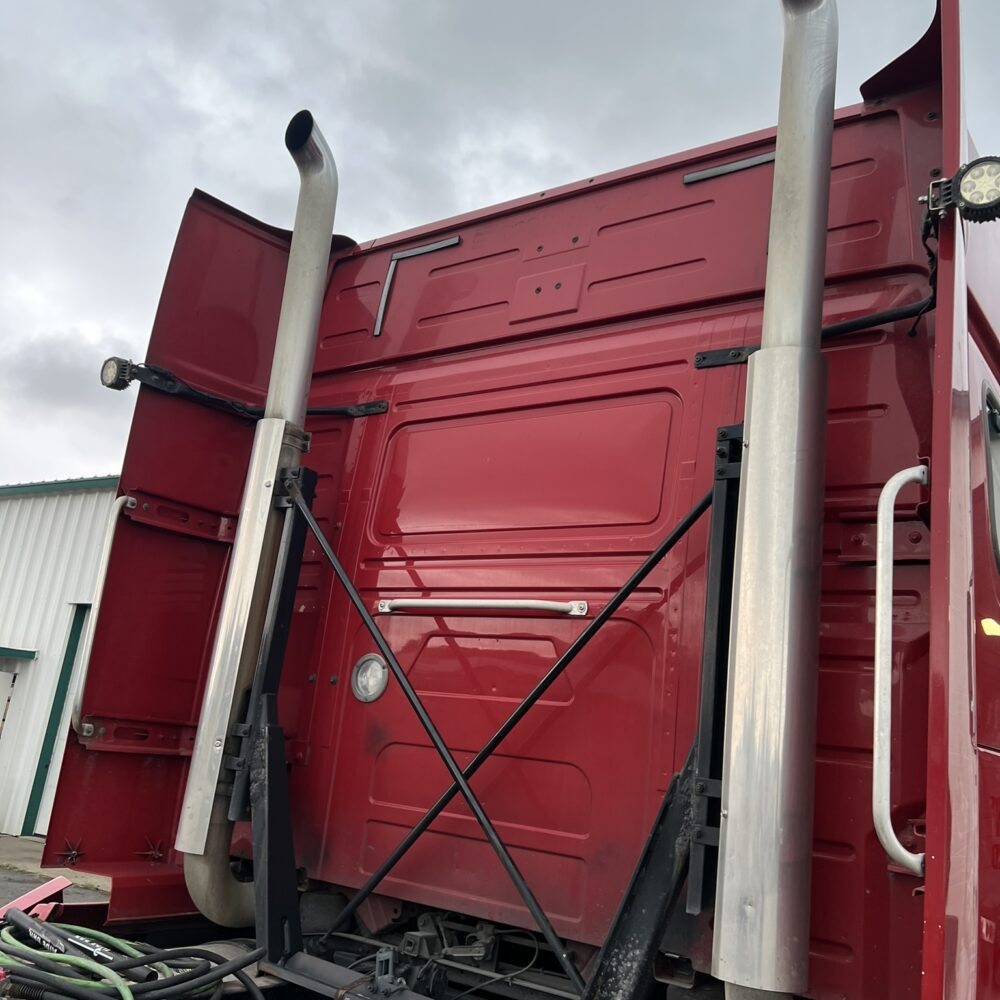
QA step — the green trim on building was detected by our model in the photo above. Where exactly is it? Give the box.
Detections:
[0,647,36,661]
[0,476,119,499]
[21,604,89,837]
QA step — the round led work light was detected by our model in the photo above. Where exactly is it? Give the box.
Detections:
[351,653,389,703]
[951,156,1000,223]
[100,356,133,390]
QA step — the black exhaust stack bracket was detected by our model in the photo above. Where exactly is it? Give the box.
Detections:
[686,424,743,914]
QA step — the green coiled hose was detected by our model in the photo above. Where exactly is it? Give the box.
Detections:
[0,920,264,1000]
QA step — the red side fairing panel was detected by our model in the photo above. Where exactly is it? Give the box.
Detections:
[920,1,1000,996]
[50,57,948,1000]
[42,193,296,920]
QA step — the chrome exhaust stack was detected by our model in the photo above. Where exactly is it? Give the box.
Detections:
[175,111,338,927]
[712,2,837,996]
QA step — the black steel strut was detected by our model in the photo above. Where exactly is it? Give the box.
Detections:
[307,486,715,949]
[286,479,589,993]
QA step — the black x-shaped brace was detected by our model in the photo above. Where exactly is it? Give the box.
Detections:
[285,475,714,993]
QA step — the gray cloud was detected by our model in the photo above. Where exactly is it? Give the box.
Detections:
[0,328,134,480]
[4,0,997,483]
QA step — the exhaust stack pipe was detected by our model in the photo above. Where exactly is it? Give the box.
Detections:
[175,111,338,927]
[266,111,341,426]
[712,2,837,996]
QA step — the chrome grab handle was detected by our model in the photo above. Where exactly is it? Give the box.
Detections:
[71,494,136,734]
[873,464,927,876]
[377,598,588,617]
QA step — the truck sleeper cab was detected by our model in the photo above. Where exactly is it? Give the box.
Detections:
[43,3,1000,998]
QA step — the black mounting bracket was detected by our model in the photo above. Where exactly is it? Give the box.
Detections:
[694,346,759,370]
[686,424,742,915]
[252,693,303,963]
[99,357,388,422]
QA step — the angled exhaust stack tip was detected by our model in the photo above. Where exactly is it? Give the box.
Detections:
[712,1,837,997]
[177,111,338,928]
[267,110,339,426]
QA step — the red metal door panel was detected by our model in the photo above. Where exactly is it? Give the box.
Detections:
[343,615,658,932]
[291,324,727,946]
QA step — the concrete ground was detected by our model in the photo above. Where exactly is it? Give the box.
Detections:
[0,834,109,902]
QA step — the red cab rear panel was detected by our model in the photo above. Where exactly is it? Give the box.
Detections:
[43,17,1000,995]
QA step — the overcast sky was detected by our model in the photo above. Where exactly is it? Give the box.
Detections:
[1,1,997,485]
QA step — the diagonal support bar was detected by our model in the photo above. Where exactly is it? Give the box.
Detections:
[320,488,714,946]
[287,481,586,994]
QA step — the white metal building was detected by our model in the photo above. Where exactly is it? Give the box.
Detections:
[0,476,119,836]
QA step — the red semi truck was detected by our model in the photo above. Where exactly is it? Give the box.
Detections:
[18,1,1000,997]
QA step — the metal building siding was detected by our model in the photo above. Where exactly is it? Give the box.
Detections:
[0,487,117,834]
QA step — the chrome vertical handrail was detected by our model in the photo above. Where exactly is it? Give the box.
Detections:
[873,464,927,877]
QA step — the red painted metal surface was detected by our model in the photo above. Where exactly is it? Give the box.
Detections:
[286,93,940,998]
[42,193,297,921]
[41,18,1000,995]
[962,161,1000,999]
[921,1,995,997]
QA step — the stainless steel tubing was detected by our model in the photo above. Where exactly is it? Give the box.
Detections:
[177,112,338,927]
[713,1,838,994]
